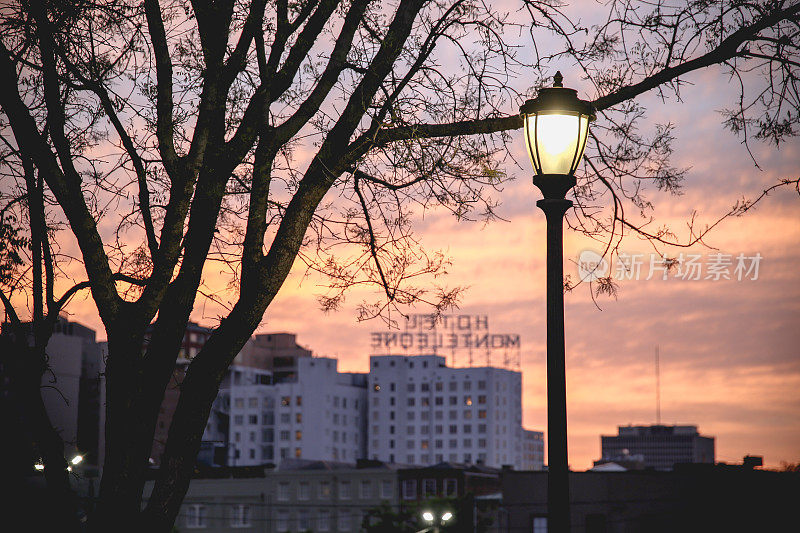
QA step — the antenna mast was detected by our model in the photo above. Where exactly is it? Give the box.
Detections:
[655,345,661,425]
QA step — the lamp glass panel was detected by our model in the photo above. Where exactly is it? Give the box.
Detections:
[524,112,589,175]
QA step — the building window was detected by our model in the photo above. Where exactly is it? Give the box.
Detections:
[295,447,302,458]
[532,516,548,533]
[319,481,331,499]
[464,438,472,447]
[464,410,472,419]
[423,478,436,496]
[435,382,443,391]
[280,430,290,441]
[296,413,302,423]
[297,481,311,500]
[421,397,430,407]
[464,396,473,406]
[280,413,290,423]
[463,425,472,434]
[421,440,429,449]
[478,410,487,419]
[248,397,259,408]
[478,380,487,390]
[381,480,393,499]
[435,439,443,449]
[444,478,458,496]
[234,398,244,408]
[296,430,302,440]
[230,504,250,528]
[449,396,458,405]
[421,383,430,392]
[408,397,415,407]
[338,510,351,531]
[296,396,302,406]
[360,480,372,499]
[249,414,258,424]
[278,482,291,501]
[298,510,310,531]
[234,415,243,425]
[478,424,487,433]
[318,510,331,532]
[340,481,351,500]
[402,479,417,500]
[408,383,415,392]
[276,510,289,532]
[449,381,457,391]
[185,504,206,529]
[435,397,443,406]
[281,396,290,406]
[463,381,472,391]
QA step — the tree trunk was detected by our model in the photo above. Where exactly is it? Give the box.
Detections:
[141,302,265,530]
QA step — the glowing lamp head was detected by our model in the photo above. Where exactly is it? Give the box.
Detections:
[441,511,453,522]
[520,72,595,188]
[71,454,84,465]
[422,511,435,523]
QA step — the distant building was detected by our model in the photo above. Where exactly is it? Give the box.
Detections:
[501,465,800,533]
[600,424,715,470]
[398,462,501,502]
[144,460,401,533]
[367,354,540,470]
[267,459,400,533]
[150,329,314,465]
[42,317,105,467]
[234,333,312,381]
[202,357,367,467]
[521,430,545,471]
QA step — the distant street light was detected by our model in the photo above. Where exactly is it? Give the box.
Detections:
[519,71,595,533]
[419,509,454,533]
[71,454,84,465]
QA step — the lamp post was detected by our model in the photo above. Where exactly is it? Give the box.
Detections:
[519,71,595,533]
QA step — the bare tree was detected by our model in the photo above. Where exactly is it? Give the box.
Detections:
[0,0,797,530]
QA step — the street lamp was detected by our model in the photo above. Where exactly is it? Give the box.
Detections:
[419,509,454,533]
[519,71,595,533]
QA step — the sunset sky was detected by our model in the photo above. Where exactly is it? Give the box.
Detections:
[31,7,800,471]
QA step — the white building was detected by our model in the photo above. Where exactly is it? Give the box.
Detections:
[202,357,367,467]
[521,429,545,471]
[367,354,540,470]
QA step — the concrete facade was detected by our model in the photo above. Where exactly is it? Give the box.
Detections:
[148,461,400,533]
[202,357,367,467]
[367,355,540,470]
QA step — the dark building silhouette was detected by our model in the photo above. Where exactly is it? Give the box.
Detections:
[600,424,714,470]
[501,464,799,533]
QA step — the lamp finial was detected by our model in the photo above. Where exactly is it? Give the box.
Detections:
[553,71,563,87]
